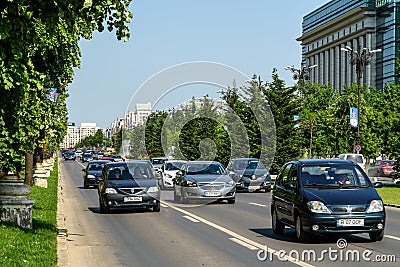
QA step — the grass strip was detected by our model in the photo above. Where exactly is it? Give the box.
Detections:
[0,163,58,267]
[376,187,400,206]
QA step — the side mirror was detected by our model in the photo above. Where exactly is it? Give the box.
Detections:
[284,182,296,191]
[373,182,383,188]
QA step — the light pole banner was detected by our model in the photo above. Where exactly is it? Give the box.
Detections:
[350,107,358,128]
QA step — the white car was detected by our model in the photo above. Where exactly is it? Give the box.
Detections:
[337,153,366,171]
[160,160,187,189]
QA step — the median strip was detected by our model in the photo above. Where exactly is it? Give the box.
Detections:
[183,215,200,223]
[384,235,400,241]
[249,202,267,207]
[229,237,259,250]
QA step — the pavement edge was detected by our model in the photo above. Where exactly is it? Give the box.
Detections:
[57,158,69,266]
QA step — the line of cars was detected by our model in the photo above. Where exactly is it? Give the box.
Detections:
[78,154,387,243]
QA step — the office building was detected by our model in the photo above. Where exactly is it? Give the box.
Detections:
[297,0,399,91]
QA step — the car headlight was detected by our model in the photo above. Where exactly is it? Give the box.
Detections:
[105,188,117,194]
[87,174,95,178]
[367,200,384,213]
[226,180,235,186]
[147,186,159,193]
[185,180,197,187]
[307,201,331,214]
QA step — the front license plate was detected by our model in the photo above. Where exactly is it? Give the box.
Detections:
[337,218,364,227]
[204,191,221,197]
[124,196,142,202]
[248,185,260,190]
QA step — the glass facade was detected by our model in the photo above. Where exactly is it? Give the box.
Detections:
[301,0,400,89]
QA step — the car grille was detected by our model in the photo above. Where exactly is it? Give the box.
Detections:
[243,174,265,180]
[119,188,145,195]
[198,182,225,190]
[330,205,367,213]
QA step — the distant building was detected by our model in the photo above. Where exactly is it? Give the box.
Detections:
[297,0,399,91]
[104,103,152,139]
[60,122,99,149]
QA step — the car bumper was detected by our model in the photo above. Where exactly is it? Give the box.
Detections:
[183,186,236,200]
[85,177,100,186]
[301,212,385,234]
[103,193,160,208]
[236,180,271,191]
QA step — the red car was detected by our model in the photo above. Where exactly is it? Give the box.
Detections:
[368,160,396,177]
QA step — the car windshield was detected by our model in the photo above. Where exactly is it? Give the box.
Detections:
[233,159,265,170]
[152,158,166,165]
[88,163,105,171]
[186,163,226,175]
[346,155,363,163]
[107,162,154,180]
[301,164,370,187]
[84,153,92,157]
[382,160,395,166]
[165,162,185,171]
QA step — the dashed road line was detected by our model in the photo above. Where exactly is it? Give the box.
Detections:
[229,237,259,250]
[183,215,200,223]
[161,200,314,267]
[249,202,267,207]
[385,235,400,241]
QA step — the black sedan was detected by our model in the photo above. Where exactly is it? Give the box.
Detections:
[64,151,76,161]
[226,158,271,192]
[173,161,236,204]
[82,160,110,188]
[271,159,385,242]
[98,160,161,213]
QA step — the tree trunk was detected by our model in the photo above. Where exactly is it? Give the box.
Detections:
[25,152,34,186]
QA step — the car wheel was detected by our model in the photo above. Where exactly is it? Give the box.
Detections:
[99,197,110,214]
[295,215,309,242]
[153,202,161,212]
[272,208,285,235]
[369,230,384,242]
[180,189,187,204]
[84,179,89,189]
[227,198,235,204]
[173,187,179,202]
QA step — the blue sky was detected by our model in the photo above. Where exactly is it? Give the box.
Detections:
[67,0,330,129]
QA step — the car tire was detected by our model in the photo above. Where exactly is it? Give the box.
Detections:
[173,187,179,202]
[227,198,235,204]
[153,202,161,212]
[272,208,285,235]
[369,230,384,242]
[99,197,110,214]
[84,180,89,189]
[295,215,309,242]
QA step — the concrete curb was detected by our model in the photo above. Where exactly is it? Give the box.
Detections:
[384,203,400,208]
[57,158,69,266]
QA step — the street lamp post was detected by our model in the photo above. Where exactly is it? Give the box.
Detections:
[285,64,317,157]
[341,46,381,153]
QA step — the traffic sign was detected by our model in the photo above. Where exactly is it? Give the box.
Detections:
[355,145,361,152]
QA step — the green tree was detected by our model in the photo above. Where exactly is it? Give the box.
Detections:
[0,1,133,175]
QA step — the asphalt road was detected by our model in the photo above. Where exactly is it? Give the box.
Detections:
[58,159,400,267]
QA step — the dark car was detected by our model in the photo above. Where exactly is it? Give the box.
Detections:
[98,160,161,213]
[173,161,236,204]
[64,151,76,161]
[271,159,385,242]
[82,160,110,188]
[81,153,93,163]
[368,160,396,177]
[226,158,271,192]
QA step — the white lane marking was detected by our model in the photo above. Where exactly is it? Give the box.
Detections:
[385,235,400,241]
[229,237,259,250]
[161,200,314,267]
[183,215,200,223]
[249,202,267,207]
[160,203,168,208]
